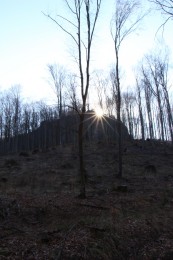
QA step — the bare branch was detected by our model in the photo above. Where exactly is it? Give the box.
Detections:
[150,0,173,30]
[43,0,102,197]
[56,14,78,28]
[155,15,172,36]
[64,0,77,15]
[111,0,146,51]
[90,0,102,42]
[42,12,78,46]
[150,0,173,15]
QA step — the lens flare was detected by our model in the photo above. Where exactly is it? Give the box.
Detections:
[94,107,104,118]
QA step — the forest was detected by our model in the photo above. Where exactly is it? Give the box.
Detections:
[0,52,172,151]
[0,0,173,259]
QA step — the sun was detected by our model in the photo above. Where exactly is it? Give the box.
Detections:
[94,107,104,118]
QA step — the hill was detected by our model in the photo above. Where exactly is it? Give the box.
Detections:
[0,140,173,259]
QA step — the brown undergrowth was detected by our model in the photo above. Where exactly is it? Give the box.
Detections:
[0,141,173,259]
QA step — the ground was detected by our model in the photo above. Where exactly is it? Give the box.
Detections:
[0,140,173,259]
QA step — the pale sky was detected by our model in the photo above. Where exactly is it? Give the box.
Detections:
[0,0,172,104]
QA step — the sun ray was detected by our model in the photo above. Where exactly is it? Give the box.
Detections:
[81,111,99,138]
[80,110,119,143]
[101,116,115,131]
[94,107,104,118]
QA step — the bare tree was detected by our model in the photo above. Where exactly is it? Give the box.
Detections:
[47,64,66,118]
[136,78,145,141]
[105,95,114,117]
[93,71,108,111]
[44,0,102,198]
[150,0,173,29]
[156,56,173,143]
[2,89,17,141]
[146,55,166,141]
[161,79,173,144]
[122,91,136,138]
[149,54,173,142]
[110,0,144,177]
[0,95,3,140]
[141,65,155,139]
[9,86,22,152]
[66,73,81,114]
[47,64,67,145]
[140,54,172,142]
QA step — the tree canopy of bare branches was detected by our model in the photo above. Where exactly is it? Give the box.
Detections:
[150,0,173,30]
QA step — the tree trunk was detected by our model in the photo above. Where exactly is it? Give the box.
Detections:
[116,50,122,178]
[78,112,86,198]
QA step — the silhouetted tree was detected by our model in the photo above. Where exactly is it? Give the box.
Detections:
[136,78,145,141]
[141,65,155,139]
[122,91,136,138]
[44,0,102,198]
[47,64,66,118]
[47,64,67,144]
[110,0,144,177]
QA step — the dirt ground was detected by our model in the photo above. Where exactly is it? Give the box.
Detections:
[0,140,173,259]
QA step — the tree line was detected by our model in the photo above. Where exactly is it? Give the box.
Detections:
[0,84,130,153]
[0,50,172,153]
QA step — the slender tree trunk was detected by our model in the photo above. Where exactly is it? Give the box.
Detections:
[45,0,102,198]
[163,87,173,144]
[115,49,122,178]
[144,85,154,139]
[139,107,145,140]
[78,112,86,198]
[154,80,165,141]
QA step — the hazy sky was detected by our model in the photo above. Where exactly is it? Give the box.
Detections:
[0,0,172,104]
